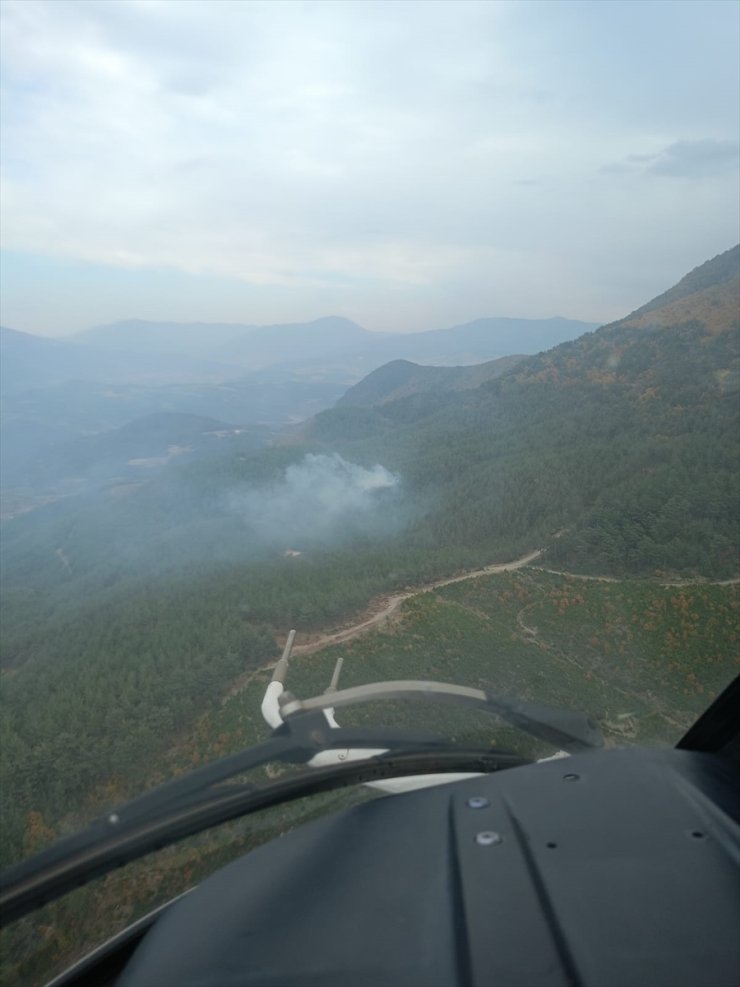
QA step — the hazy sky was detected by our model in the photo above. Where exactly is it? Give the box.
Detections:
[1,0,738,337]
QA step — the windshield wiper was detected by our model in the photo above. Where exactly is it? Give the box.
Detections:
[0,740,522,926]
[0,674,601,926]
[265,631,602,758]
[278,678,603,754]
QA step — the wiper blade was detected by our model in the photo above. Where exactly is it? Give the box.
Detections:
[0,746,525,927]
[0,713,464,924]
[1,677,601,926]
[280,679,603,754]
[92,719,448,829]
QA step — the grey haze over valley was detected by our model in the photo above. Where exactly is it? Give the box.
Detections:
[0,312,597,513]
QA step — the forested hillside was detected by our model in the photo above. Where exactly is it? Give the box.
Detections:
[310,245,740,577]
[621,243,739,325]
[337,354,524,407]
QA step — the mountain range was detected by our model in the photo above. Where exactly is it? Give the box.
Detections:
[334,245,739,415]
[71,314,599,370]
[2,314,600,395]
[0,312,599,507]
[2,244,737,602]
[0,326,239,396]
[306,245,739,575]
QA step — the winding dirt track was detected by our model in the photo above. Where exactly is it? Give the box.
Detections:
[529,566,740,588]
[224,552,738,703]
[222,550,542,702]
[291,550,543,656]
[274,557,740,663]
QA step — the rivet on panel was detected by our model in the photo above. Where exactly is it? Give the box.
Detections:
[467,796,490,809]
[475,831,502,846]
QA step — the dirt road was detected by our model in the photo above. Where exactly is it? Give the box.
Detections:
[262,558,738,669]
[290,549,543,657]
[222,549,542,702]
[529,566,619,583]
[531,566,740,588]
[222,551,542,705]
[224,549,736,703]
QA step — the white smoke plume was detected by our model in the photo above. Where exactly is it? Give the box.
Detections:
[226,453,403,550]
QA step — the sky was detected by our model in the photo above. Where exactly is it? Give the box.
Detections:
[1,0,738,337]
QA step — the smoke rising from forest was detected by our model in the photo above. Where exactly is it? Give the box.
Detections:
[226,453,404,551]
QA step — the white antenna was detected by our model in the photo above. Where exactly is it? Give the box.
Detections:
[260,631,296,729]
[325,656,344,694]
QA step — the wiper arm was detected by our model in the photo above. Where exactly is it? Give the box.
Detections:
[7,679,594,908]
[88,716,448,829]
[0,713,461,923]
[280,679,603,754]
[0,745,525,927]
[267,637,601,757]
[1,669,601,926]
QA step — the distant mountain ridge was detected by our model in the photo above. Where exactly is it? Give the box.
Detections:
[3,315,600,402]
[0,325,240,395]
[337,355,526,407]
[72,316,373,360]
[66,315,600,373]
[618,246,739,335]
[621,244,739,323]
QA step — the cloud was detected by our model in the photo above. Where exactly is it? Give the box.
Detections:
[225,453,404,549]
[647,139,740,178]
[0,0,738,331]
[603,139,739,179]
[0,1,517,276]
